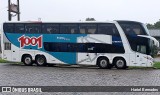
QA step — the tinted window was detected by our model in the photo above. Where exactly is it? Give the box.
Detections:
[118,22,147,35]
[79,24,97,34]
[98,24,119,36]
[42,24,59,34]
[44,42,60,52]
[137,45,147,54]
[67,43,77,52]
[15,24,25,33]
[44,42,87,52]
[25,24,41,33]
[87,43,124,53]
[77,44,87,52]
[44,42,124,53]
[4,42,11,50]
[60,24,78,34]
[3,23,14,33]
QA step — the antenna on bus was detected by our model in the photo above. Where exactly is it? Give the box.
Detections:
[8,0,20,21]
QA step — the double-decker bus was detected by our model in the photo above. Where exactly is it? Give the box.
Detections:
[1,21,159,69]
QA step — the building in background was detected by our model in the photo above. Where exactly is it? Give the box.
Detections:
[149,29,160,50]
[149,29,160,42]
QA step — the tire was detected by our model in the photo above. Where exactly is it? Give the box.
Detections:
[114,58,127,69]
[35,55,47,66]
[97,57,111,69]
[22,55,33,66]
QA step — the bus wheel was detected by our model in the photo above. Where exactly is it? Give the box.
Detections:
[22,55,33,66]
[35,55,46,66]
[114,58,126,69]
[97,57,111,69]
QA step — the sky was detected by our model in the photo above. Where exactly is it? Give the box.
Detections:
[0,0,160,24]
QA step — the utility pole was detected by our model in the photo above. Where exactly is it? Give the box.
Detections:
[8,0,11,21]
[8,0,20,21]
[17,0,20,21]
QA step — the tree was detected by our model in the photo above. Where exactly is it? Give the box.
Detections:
[154,20,160,29]
[147,19,160,29]
[85,18,96,21]
[146,23,155,29]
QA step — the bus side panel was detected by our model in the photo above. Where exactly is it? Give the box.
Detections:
[11,44,20,62]
[77,34,113,65]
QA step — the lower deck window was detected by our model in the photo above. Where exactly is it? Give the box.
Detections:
[4,43,11,50]
[44,42,125,53]
[137,45,146,54]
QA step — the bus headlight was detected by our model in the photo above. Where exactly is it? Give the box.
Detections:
[144,56,153,61]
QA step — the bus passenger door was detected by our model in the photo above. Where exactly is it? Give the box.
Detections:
[136,45,147,67]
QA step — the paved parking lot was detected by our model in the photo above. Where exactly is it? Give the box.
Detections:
[0,63,160,95]
[0,63,160,86]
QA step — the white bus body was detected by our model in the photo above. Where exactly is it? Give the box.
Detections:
[1,21,159,69]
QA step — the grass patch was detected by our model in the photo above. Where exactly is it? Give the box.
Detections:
[129,66,148,69]
[0,59,22,64]
[129,62,160,69]
[153,62,160,69]
[0,59,10,63]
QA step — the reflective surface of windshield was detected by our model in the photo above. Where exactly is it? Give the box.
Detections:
[118,21,150,55]
[118,21,148,36]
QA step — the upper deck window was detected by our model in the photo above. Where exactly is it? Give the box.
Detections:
[60,24,78,34]
[25,24,41,33]
[3,23,14,33]
[98,23,119,36]
[79,24,97,34]
[42,24,59,34]
[15,24,25,33]
[118,21,147,36]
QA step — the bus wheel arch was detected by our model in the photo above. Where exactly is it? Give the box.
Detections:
[113,57,127,69]
[22,54,33,66]
[35,54,47,66]
[96,56,111,69]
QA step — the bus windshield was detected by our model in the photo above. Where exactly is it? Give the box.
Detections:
[118,21,150,55]
[142,23,150,36]
[118,21,148,36]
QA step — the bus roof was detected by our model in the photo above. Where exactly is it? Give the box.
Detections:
[3,20,143,24]
[3,21,115,23]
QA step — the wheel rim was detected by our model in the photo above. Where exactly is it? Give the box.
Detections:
[116,60,124,68]
[37,57,45,65]
[25,57,31,64]
[100,59,108,67]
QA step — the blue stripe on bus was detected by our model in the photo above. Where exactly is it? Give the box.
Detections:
[5,33,124,64]
[112,36,123,46]
[5,33,87,64]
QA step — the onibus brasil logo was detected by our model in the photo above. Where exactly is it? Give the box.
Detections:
[18,35,42,49]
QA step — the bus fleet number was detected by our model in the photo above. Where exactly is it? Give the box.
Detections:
[18,35,42,49]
